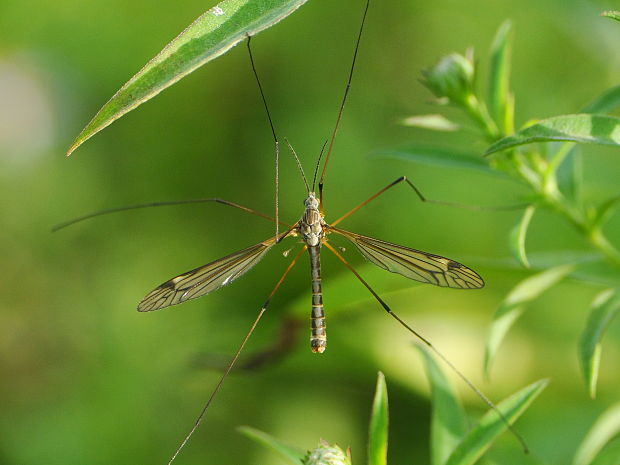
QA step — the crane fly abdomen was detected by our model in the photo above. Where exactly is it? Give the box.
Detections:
[308,245,326,353]
[297,192,328,352]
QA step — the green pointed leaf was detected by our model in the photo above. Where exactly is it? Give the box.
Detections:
[556,147,583,205]
[509,205,535,269]
[554,85,620,202]
[602,11,620,22]
[238,425,305,464]
[445,379,549,465]
[579,289,620,398]
[471,253,620,287]
[400,114,460,131]
[368,372,389,465]
[485,114,620,156]
[573,403,620,465]
[67,0,309,156]
[372,145,504,177]
[592,195,620,229]
[416,345,467,465]
[488,20,513,133]
[484,264,574,377]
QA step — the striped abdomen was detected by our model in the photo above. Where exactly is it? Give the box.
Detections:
[308,245,326,353]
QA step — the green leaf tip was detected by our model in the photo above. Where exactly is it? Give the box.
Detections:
[445,379,548,465]
[400,114,460,132]
[416,345,467,465]
[484,264,574,377]
[237,425,306,464]
[601,10,620,22]
[573,403,620,465]
[579,289,620,398]
[509,205,535,269]
[485,114,620,156]
[371,145,503,178]
[66,0,310,156]
[368,371,389,465]
[488,19,514,133]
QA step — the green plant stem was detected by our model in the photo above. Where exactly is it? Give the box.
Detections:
[528,173,620,268]
[460,84,620,268]
[546,142,574,175]
[464,94,500,141]
[588,228,620,267]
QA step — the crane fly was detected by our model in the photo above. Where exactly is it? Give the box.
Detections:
[57,0,528,462]
[136,185,484,353]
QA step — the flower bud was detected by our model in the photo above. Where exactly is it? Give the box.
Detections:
[421,52,475,106]
[303,440,351,465]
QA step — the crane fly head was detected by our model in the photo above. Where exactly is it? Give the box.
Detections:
[304,193,320,210]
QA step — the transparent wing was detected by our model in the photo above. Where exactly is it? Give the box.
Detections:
[138,233,288,312]
[329,227,484,289]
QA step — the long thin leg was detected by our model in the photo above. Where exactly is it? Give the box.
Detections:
[52,198,292,232]
[167,245,306,465]
[247,36,280,240]
[331,175,528,226]
[323,242,529,453]
[318,0,370,212]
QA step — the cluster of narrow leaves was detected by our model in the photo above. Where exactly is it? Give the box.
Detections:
[379,17,620,398]
[238,348,548,465]
[237,350,620,464]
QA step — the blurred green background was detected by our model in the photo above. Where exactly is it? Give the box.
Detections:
[2,0,620,463]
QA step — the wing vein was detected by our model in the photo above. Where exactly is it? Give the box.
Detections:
[328,226,484,289]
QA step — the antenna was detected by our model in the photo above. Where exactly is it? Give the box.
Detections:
[51,198,288,232]
[318,0,370,208]
[247,35,280,238]
[284,138,310,194]
[312,140,328,193]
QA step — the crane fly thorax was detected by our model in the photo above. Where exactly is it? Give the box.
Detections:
[298,193,325,247]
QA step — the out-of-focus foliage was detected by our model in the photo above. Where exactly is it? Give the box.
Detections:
[244,359,548,465]
[2,0,620,464]
[390,16,620,399]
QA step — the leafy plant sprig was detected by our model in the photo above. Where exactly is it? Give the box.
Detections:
[381,18,620,396]
[239,353,620,464]
[239,350,548,465]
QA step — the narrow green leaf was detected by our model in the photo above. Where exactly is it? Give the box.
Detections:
[509,205,535,269]
[484,264,574,377]
[445,379,549,465]
[488,20,513,133]
[485,114,620,156]
[602,10,620,22]
[581,84,620,114]
[400,114,460,131]
[573,403,620,465]
[556,147,583,205]
[238,425,305,464]
[368,372,389,465]
[416,345,467,465]
[372,145,505,177]
[67,0,309,156]
[579,289,620,398]
[554,85,620,202]
[592,194,620,229]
